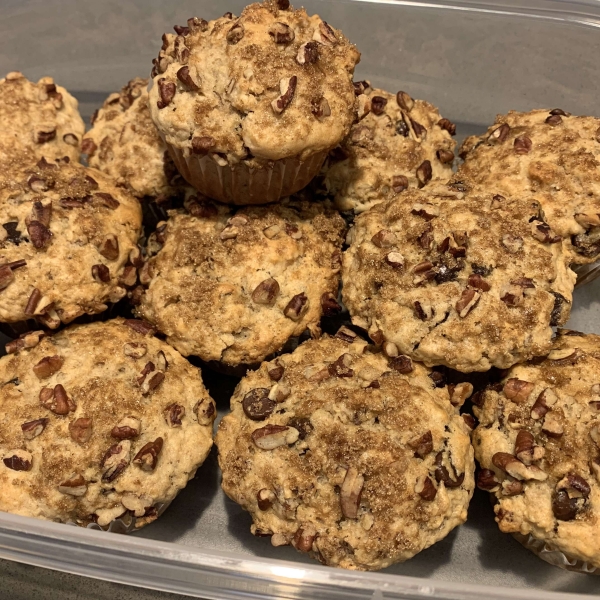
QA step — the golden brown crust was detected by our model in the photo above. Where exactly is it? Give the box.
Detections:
[0,72,85,166]
[216,333,474,570]
[342,183,577,372]
[148,1,360,167]
[472,331,600,568]
[0,158,142,327]
[323,86,456,214]
[134,195,346,366]
[456,109,600,265]
[0,318,215,529]
[83,78,183,199]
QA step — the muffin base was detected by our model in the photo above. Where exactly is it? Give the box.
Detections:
[573,261,600,288]
[168,146,327,205]
[513,532,600,575]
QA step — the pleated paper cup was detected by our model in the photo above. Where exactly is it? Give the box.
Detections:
[573,261,600,288]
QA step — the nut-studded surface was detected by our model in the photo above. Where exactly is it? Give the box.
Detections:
[82,78,183,199]
[148,1,359,167]
[0,72,85,166]
[342,184,576,372]
[322,86,456,214]
[134,196,345,366]
[472,331,600,568]
[0,318,215,528]
[0,158,142,327]
[216,334,474,571]
[457,109,600,265]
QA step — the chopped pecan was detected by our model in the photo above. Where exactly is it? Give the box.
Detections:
[514,136,532,154]
[541,412,564,438]
[191,136,215,155]
[320,292,341,316]
[69,417,93,444]
[176,65,199,90]
[195,398,216,425]
[328,353,354,378]
[252,278,280,305]
[434,452,465,488]
[408,430,433,458]
[436,149,454,164]
[488,123,510,143]
[492,452,547,481]
[503,378,534,403]
[27,221,52,249]
[111,417,141,440]
[415,475,437,501]
[251,425,299,450]
[284,293,308,321]
[416,160,433,187]
[385,251,404,269]
[370,95,387,115]
[226,22,244,44]
[468,274,490,291]
[390,355,413,374]
[297,41,320,65]
[556,473,590,499]
[514,430,544,465]
[313,21,337,45]
[547,347,583,365]
[267,360,284,382]
[269,21,294,43]
[531,221,561,244]
[98,234,119,260]
[396,91,414,111]
[392,174,408,193]
[448,382,473,407]
[530,388,557,420]
[477,468,500,492]
[371,229,397,248]
[58,474,87,496]
[271,76,297,114]
[93,193,119,210]
[156,78,176,109]
[32,355,63,379]
[124,319,155,335]
[340,466,364,519]
[438,118,456,135]
[92,264,110,283]
[21,418,49,440]
[293,524,317,552]
[101,441,131,482]
[133,438,163,471]
[141,371,165,396]
[3,450,32,472]
[40,384,75,415]
[411,203,439,220]
[455,288,481,318]
[164,404,185,427]
[502,234,523,253]
[336,326,357,343]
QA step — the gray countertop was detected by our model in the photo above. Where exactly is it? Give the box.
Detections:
[0,559,200,600]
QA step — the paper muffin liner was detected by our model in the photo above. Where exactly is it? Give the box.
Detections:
[573,260,600,288]
[513,532,600,575]
[167,145,327,205]
[67,500,171,535]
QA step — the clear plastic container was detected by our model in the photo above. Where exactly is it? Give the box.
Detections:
[1,0,600,598]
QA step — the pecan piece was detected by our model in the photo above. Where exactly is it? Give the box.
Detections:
[370,95,388,116]
[436,149,454,164]
[371,229,397,248]
[530,388,557,419]
[124,319,155,335]
[271,76,297,114]
[29,201,52,227]
[320,292,341,317]
[111,417,141,440]
[396,91,414,111]
[411,203,439,220]
[252,278,280,305]
[284,293,308,321]
[164,404,185,427]
[3,450,32,472]
[296,41,319,65]
[156,78,176,108]
[390,355,413,374]
[242,389,275,421]
[503,378,535,403]
[413,300,433,321]
[191,136,215,155]
[176,66,199,90]
[477,468,500,492]
[340,466,364,519]
[557,473,590,499]
[531,221,561,244]
[328,353,354,378]
[438,118,456,135]
[448,382,473,407]
[434,452,465,488]
[313,21,337,45]
[392,174,408,193]
[141,371,165,396]
[93,192,120,210]
[311,96,330,120]
[467,274,490,292]
[455,288,481,318]
[541,412,564,438]
[21,418,49,440]
[27,221,52,249]
[251,425,299,450]
[514,430,544,465]
[101,441,131,482]
[415,475,437,501]
[268,382,291,403]
[32,355,63,379]
[133,438,163,471]
[293,524,317,552]
[385,251,404,269]
[492,452,547,481]
[336,326,357,343]
[226,22,244,44]
[98,234,119,260]
[416,160,433,187]
[195,398,216,425]
[58,474,87,497]
[69,417,93,444]
[92,264,110,283]
[408,430,433,458]
[514,136,532,154]
[40,384,75,415]
[488,123,510,143]
[267,360,284,382]
[269,22,294,44]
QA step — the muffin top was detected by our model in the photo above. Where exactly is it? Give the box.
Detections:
[148,0,360,167]
[472,331,600,568]
[0,72,85,166]
[0,318,216,529]
[457,109,600,265]
[342,183,576,372]
[134,194,345,366]
[82,78,183,200]
[216,332,474,571]
[0,157,142,327]
[323,85,456,214]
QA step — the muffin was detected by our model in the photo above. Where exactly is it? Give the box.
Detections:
[148,0,360,205]
[342,182,577,372]
[457,109,600,284]
[472,330,600,572]
[0,157,142,333]
[82,78,183,201]
[0,318,216,530]
[0,71,85,166]
[133,194,345,368]
[322,85,456,214]
[216,331,475,570]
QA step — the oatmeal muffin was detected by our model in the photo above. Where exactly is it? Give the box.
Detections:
[457,109,600,270]
[134,194,345,366]
[342,183,577,373]
[472,330,600,571]
[323,85,456,214]
[216,331,475,571]
[0,71,85,166]
[0,157,142,331]
[82,78,183,200]
[149,0,360,204]
[0,318,216,530]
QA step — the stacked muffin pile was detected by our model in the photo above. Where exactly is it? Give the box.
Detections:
[0,0,599,573]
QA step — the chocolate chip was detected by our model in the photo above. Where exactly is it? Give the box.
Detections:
[436,149,454,164]
[552,489,579,521]
[514,136,532,154]
[81,138,97,156]
[287,417,312,440]
[545,114,562,126]
[550,292,568,327]
[252,278,280,306]
[395,119,409,137]
[392,175,408,193]
[416,160,432,187]
[370,96,388,116]
[242,389,275,421]
[321,292,341,317]
[390,355,413,374]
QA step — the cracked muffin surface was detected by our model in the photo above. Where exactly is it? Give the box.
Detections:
[342,183,576,373]
[0,157,142,329]
[457,109,600,265]
[82,78,183,200]
[134,195,345,366]
[148,0,360,166]
[322,85,456,214]
[0,71,85,167]
[0,318,215,529]
[216,332,474,570]
[472,331,600,569]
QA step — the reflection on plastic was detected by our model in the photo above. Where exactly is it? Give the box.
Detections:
[270,566,307,580]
